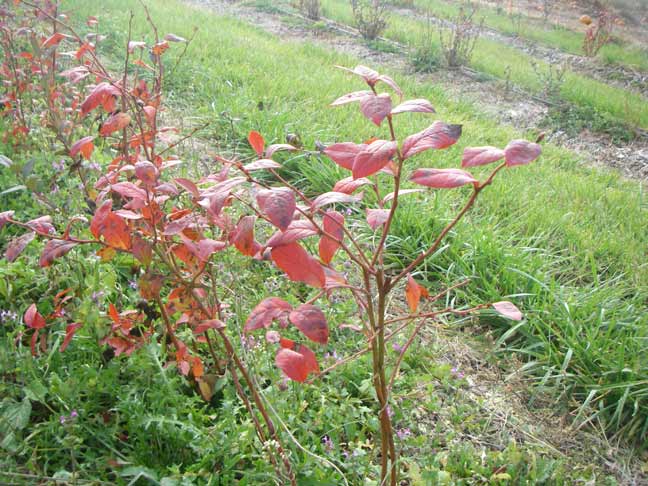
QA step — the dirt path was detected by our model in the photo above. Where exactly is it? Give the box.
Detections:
[185,0,647,181]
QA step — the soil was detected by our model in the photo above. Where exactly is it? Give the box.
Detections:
[185,0,648,181]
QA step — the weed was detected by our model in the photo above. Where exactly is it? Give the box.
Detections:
[439,3,484,68]
[351,0,389,40]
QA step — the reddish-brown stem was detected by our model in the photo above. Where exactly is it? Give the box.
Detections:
[370,114,402,268]
[391,162,506,288]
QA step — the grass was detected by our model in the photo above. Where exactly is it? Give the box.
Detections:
[0,0,646,482]
[316,0,648,130]
[409,0,648,72]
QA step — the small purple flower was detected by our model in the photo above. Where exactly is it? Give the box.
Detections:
[129,280,138,290]
[321,435,334,452]
[52,159,66,171]
[345,208,353,216]
[86,162,101,171]
[386,405,394,418]
[70,410,78,418]
[59,415,66,424]
[51,184,59,194]
[91,290,105,303]
[392,342,404,353]
[324,350,342,363]
[396,428,411,440]
[451,367,465,379]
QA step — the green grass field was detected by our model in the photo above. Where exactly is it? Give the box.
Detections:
[408,0,648,72]
[316,0,648,130]
[1,0,646,483]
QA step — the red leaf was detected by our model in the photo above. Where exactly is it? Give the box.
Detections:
[382,188,423,204]
[180,234,226,262]
[81,82,120,116]
[462,146,505,168]
[40,240,78,267]
[504,140,542,166]
[402,122,462,160]
[257,188,295,231]
[5,232,35,262]
[90,200,112,239]
[266,144,296,158]
[275,344,319,382]
[405,274,425,313]
[377,74,403,98]
[366,208,390,230]
[311,191,362,209]
[110,182,147,200]
[391,99,435,115]
[359,93,392,126]
[69,136,95,159]
[201,176,246,198]
[280,337,295,349]
[352,140,398,179]
[289,304,328,344]
[336,65,379,85]
[194,319,225,334]
[492,301,523,320]
[248,131,265,157]
[332,176,372,194]
[98,213,131,250]
[134,161,159,186]
[323,142,367,170]
[175,178,199,197]
[324,266,348,289]
[0,210,14,230]
[128,40,146,52]
[271,243,325,288]
[164,33,186,42]
[319,211,344,264]
[245,297,293,332]
[132,235,152,266]
[330,90,373,106]
[99,112,131,136]
[42,32,67,48]
[152,41,169,56]
[243,159,281,171]
[26,216,55,235]
[60,322,82,352]
[266,220,318,247]
[231,216,258,256]
[410,168,477,189]
[24,304,46,329]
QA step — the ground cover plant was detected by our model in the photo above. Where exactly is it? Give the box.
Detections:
[1,0,647,484]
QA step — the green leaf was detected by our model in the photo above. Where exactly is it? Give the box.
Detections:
[0,398,31,435]
[24,380,48,403]
[21,158,35,177]
[0,155,12,167]
[0,185,26,196]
